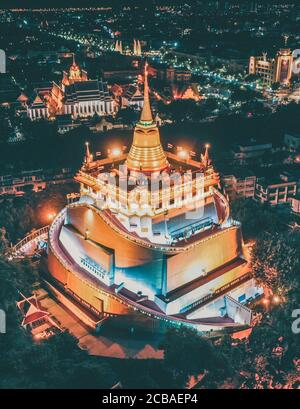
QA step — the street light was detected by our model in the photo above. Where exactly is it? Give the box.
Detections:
[47,212,56,222]
[108,147,123,158]
[111,147,122,157]
[177,146,189,160]
[177,150,189,160]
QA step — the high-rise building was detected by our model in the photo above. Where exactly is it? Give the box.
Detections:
[249,48,294,87]
[47,65,262,334]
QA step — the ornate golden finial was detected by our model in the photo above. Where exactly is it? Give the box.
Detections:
[201,143,211,168]
[72,53,76,65]
[283,34,289,47]
[85,142,93,165]
[140,61,153,123]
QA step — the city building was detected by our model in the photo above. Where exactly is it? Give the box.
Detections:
[149,63,192,83]
[248,48,294,87]
[0,168,74,196]
[222,170,257,200]
[284,133,300,150]
[27,56,114,120]
[255,173,297,205]
[291,195,300,214]
[231,142,272,164]
[47,66,261,334]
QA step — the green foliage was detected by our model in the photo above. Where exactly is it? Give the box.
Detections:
[116,107,139,126]
[0,257,120,389]
[159,98,219,123]
[0,183,75,244]
[160,327,231,387]
[251,232,300,295]
[231,199,287,240]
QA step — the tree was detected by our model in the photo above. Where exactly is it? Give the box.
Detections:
[250,232,300,295]
[160,327,231,387]
[230,199,286,240]
[231,88,259,104]
[271,82,280,91]
[0,184,75,243]
[116,107,138,126]
[0,227,9,254]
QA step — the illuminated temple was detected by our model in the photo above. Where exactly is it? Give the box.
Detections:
[47,66,262,333]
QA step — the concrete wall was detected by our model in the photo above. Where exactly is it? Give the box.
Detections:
[59,224,114,285]
[162,260,247,315]
[48,247,130,316]
[166,226,243,293]
[66,205,166,299]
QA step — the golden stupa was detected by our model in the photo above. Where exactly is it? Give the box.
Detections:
[126,63,169,172]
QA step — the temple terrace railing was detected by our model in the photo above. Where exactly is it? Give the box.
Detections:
[11,226,49,257]
[180,272,252,314]
[67,202,240,255]
[47,207,251,332]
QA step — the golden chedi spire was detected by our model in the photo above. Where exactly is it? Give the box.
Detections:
[84,141,93,167]
[126,62,169,172]
[201,143,211,169]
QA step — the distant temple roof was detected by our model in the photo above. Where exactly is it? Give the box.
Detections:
[28,92,48,109]
[64,80,111,104]
[123,85,143,102]
[62,54,88,86]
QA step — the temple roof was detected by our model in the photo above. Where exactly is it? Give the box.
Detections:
[64,80,110,104]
